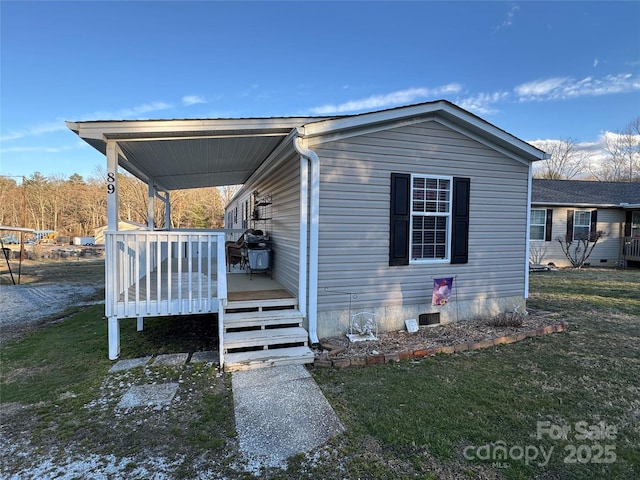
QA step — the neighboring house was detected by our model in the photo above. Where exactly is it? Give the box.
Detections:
[530,179,640,268]
[67,100,547,370]
[94,220,146,245]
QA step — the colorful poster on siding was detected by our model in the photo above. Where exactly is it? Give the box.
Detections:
[432,277,454,306]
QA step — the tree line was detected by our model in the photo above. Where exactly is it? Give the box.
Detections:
[2,117,637,238]
[532,117,640,181]
[0,168,239,239]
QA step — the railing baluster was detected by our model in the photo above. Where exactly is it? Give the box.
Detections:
[134,233,140,316]
[106,230,228,320]
[145,234,151,314]
[188,235,193,313]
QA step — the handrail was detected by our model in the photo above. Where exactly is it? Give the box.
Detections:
[623,236,640,259]
[105,230,228,319]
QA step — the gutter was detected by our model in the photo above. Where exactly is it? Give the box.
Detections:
[525,163,533,299]
[293,133,320,346]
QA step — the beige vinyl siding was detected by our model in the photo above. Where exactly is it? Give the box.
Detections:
[312,120,530,312]
[536,207,624,267]
[226,150,302,295]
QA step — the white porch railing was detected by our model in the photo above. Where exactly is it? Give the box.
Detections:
[623,236,640,261]
[105,230,228,319]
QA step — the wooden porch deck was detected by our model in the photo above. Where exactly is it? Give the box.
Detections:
[119,264,293,306]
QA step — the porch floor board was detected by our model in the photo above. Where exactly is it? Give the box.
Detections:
[118,266,291,304]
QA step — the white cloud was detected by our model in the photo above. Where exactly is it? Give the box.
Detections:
[310,85,463,114]
[0,145,75,154]
[80,101,174,121]
[515,73,640,101]
[495,3,520,31]
[456,91,510,116]
[514,77,570,97]
[0,121,67,142]
[182,95,206,106]
[1,102,174,143]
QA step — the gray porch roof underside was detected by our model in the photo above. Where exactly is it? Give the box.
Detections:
[66,100,547,192]
[66,117,330,191]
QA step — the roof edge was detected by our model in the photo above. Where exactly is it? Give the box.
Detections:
[299,100,546,162]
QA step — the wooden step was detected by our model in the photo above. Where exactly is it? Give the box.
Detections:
[225,297,297,312]
[224,327,308,351]
[223,346,315,372]
[224,309,304,331]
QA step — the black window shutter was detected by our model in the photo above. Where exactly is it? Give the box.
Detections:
[566,210,574,241]
[545,208,553,242]
[389,173,410,266]
[590,209,598,239]
[451,177,470,264]
[624,211,632,237]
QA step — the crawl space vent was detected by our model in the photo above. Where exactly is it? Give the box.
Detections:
[419,313,441,326]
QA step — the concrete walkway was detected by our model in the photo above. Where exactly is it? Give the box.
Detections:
[232,365,345,471]
[108,354,344,470]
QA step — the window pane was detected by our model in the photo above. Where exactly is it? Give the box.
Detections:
[530,209,546,225]
[574,226,590,240]
[411,175,451,261]
[575,211,590,226]
[530,225,544,240]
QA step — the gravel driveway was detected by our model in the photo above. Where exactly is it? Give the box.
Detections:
[0,283,103,344]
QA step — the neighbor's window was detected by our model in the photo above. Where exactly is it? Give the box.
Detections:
[530,209,547,241]
[573,210,591,240]
[410,175,451,261]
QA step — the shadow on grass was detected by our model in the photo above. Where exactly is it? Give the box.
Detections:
[119,314,218,359]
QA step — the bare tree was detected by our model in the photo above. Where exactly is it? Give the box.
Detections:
[219,185,241,207]
[556,230,607,268]
[591,117,640,182]
[532,138,590,179]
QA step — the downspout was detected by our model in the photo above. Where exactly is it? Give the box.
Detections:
[293,134,320,346]
[524,161,533,300]
[297,157,308,321]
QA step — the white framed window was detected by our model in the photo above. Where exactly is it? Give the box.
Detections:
[410,175,452,262]
[573,210,591,240]
[530,209,547,241]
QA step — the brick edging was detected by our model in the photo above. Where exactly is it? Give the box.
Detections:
[313,321,568,369]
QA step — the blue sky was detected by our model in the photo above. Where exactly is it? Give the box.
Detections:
[1,1,639,181]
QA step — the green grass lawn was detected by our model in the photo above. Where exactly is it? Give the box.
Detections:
[310,268,640,479]
[1,268,639,479]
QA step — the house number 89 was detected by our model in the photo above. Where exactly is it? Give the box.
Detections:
[107,172,115,194]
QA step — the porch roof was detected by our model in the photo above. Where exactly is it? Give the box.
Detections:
[66,100,547,191]
[66,116,330,191]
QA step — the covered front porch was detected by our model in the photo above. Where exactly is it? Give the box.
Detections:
[67,116,322,370]
[105,228,308,369]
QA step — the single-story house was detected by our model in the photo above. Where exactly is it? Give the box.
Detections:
[94,220,146,245]
[67,100,547,370]
[530,179,640,268]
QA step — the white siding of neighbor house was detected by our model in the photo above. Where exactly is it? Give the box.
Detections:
[309,120,530,317]
[533,207,625,267]
[226,149,302,296]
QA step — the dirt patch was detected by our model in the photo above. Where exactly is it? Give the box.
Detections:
[0,258,104,345]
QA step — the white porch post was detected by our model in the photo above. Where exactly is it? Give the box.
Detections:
[106,140,120,360]
[148,182,155,230]
[106,141,119,231]
[164,190,171,229]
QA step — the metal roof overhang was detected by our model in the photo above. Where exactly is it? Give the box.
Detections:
[299,100,548,163]
[66,117,327,191]
[67,100,547,192]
